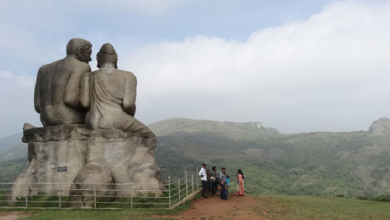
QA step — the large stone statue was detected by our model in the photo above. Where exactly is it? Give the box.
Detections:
[34,38,92,126]
[80,43,156,150]
[11,40,162,207]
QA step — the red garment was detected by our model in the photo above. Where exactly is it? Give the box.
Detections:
[236,174,245,196]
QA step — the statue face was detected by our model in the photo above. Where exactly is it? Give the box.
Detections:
[78,46,92,63]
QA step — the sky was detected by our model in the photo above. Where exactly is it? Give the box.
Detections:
[0,0,390,138]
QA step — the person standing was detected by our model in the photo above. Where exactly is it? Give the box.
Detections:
[236,169,245,196]
[206,169,212,196]
[210,166,218,196]
[219,168,228,200]
[198,163,208,198]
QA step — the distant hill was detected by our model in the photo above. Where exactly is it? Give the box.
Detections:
[0,158,28,182]
[2,117,390,198]
[151,118,390,197]
[150,117,280,137]
[0,132,26,162]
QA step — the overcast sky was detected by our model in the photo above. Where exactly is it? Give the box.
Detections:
[1,0,389,138]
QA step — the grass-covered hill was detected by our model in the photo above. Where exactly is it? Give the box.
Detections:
[151,118,390,197]
[1,117,390,198]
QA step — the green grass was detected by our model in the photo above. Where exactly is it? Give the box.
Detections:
[0,194,201,220]
[0,183,196,209]
[255,195,390,220]
[1,194,390,219]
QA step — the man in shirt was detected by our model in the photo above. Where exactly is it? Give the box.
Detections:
[198,163,208,198]
[219,167,228,200]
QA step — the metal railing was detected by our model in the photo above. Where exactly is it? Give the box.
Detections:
[0,170,200,209]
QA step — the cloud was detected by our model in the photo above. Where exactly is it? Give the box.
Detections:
[0,71,39,138]
[0,0,189,71]
[121,1,390,133]
[1,0,390,138]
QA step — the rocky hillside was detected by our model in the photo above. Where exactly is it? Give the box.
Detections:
[369,117,390,134]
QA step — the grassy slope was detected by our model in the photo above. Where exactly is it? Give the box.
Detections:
[17,195,201,220]
[0,158,28,182]
[257,195,390,220]
[4,195,388,220]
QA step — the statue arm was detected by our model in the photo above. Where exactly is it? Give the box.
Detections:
[123,76,137,117]
[64,64,91,108]
[33,68,42,113]
[80,72,91,109]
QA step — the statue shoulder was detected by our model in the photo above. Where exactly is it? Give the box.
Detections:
[38,59,63,73]
[118,69,137,80]
[65,57,91,72]
[74,61,91,72]
[38,65,47,74]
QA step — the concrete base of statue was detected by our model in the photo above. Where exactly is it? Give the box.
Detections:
[10,124,162,207]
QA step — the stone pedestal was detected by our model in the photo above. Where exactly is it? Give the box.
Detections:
[10,124,161,205]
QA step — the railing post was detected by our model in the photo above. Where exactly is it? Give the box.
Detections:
[168,177,171,209]
[192,173,194,193]
[185,171,188,197]
[130,183,133,209]
[178,179,181,202]
[59,182,62,208]
[196,166,199,190]
[93,178,97,209]
[25,178,28,208]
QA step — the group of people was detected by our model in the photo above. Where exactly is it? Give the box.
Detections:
[198,163,245,200]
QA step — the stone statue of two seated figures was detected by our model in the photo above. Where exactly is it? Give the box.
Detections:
[11,39,161,207]
[80,43,156,148]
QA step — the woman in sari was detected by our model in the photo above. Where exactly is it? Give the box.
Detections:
[236,169,245,196]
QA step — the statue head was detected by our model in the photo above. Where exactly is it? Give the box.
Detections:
[66,38,92,63]
[97,43,118,68]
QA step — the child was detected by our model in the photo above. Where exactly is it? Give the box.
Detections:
[226,175,230,197]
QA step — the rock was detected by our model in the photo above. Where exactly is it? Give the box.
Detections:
[23,123,35,131]
[70,163,115,208]
[10,124,162,205]
[369,117,390,134]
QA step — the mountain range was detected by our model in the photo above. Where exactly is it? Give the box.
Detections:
[1,117,390,198]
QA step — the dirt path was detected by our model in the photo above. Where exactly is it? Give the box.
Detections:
[155,195,269,220]
[0,212,34,220]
